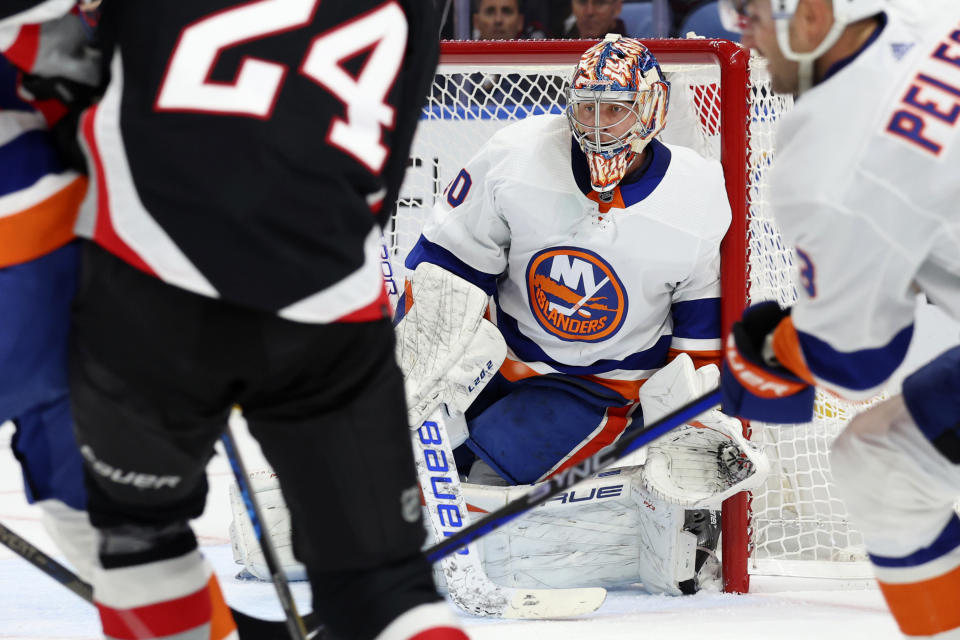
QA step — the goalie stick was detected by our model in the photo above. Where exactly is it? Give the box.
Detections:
[423,389,723,563]
[384,249,608,617]
[0,518,322,640]
[413,408,607,618]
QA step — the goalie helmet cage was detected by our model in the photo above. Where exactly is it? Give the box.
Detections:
[387,38,876,594]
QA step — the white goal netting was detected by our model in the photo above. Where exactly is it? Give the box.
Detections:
[387,40,879,587]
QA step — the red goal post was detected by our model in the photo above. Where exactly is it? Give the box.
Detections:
[390,39,872,595]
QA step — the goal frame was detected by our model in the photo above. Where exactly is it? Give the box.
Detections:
[433,39,755,593]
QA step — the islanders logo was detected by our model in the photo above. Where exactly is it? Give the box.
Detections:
[526,247,627,342]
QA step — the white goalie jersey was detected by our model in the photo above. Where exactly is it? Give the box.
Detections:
[405,114,731,399]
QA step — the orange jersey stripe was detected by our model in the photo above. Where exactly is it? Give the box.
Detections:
[500,357,649,401]
[878,562,960,637]
[583,374,646,400]
[771,316,816,385]
[0,176,85,267]
[208,576,238,640]
[667,347,722,371]
[499,357,540,383]
[545,405,632,479]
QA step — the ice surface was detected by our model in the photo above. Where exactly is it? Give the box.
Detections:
[0,422,902,640]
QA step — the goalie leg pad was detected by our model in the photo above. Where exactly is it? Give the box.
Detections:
[228,470,306,582]
[435,467,698,596]
[231,464,705,597]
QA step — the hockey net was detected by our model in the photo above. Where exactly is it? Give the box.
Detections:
[386,39,879,592]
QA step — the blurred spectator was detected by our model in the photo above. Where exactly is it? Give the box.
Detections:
[547,0,727,40]
[668,0,711,35]
[472,0,546,39]
[676,1,738,39]
[618,1,656,37]
[561,0,626,38]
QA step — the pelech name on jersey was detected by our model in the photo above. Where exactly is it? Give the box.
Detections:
[885,21,960,157]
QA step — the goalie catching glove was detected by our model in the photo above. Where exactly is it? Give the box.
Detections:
[635,353,770,508]
[394,263,507,431]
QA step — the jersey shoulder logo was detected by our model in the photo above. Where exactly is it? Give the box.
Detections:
[526,247,628,342]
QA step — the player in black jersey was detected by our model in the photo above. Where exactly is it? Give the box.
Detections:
[2,2,466,639]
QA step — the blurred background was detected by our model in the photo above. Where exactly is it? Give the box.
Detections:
[443,0,739,43]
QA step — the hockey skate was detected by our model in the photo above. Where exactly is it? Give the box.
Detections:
[678,509,722,594]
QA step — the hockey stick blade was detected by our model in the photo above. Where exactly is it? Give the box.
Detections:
[424,388,722,563]
[0,519,322,639]
[415,409,606,619]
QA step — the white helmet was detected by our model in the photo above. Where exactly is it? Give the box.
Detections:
[720,0,885,92]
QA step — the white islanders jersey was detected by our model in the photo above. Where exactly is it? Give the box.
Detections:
[406,114,731,400]
[768,8,960,400]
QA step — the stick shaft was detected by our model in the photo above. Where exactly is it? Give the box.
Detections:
[221,427,309,640]
[0,521,93,602]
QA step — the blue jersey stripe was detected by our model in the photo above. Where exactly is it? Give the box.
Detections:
[799,324,913,392]
[902,345,960,443]
[0,129,65,198]
[618,139,671,206]
[671,298,721,340]
[404,235,500,296]
[870,514,960,568]
[496,305,672,375]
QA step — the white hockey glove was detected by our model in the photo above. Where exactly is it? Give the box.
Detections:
[228,470,306,582]
[637,353,770,508]
[395,263,506,431]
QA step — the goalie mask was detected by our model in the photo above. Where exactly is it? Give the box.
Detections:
[566,34,670,194]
